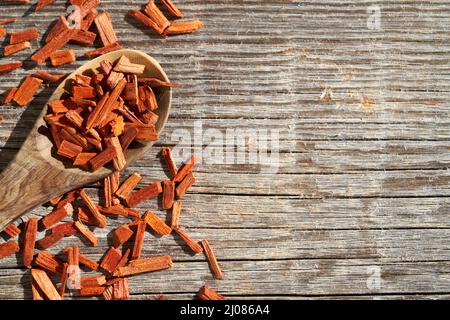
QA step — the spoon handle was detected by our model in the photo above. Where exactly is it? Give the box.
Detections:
[0,156,52,231]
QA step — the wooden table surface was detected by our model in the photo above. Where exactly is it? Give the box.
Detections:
[0,0,449,300]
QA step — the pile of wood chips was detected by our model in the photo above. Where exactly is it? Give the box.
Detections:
[1,147,224,300]
[44,54,175,172]
[0,1,221,300]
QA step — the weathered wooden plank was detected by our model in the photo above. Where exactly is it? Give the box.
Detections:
[124,169,450,197]
[2,259,450,299]
[1,159,447,199]
[1,140,449,172]
[16,194,450,230]
[1,114,450,149]
[2,223,450,268]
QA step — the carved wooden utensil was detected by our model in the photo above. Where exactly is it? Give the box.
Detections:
[0,49,172,231]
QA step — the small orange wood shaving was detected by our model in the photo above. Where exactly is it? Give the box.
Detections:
[31,269,62,300]
[1,224,21,238]
[174,226,203,254]
[197,285,225,300]
[0,241,20,259]
[23,218,38,268]
[143,211,171,236]
[9,27,39,44]
[201,239,224,280]
[3,41,31,56]
[114,255,173,277]
[13,76,43,107]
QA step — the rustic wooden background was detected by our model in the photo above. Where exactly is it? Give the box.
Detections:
[0,0,450,299]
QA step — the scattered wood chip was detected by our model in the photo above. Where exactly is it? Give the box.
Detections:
[113,255,173,277]
[174,226,203,254]
[2,87,17,105]
[79,252,99,271]
[98,204,140,218]
[131,219,146,260]
[79,189,108,228]
[112,277,129,300]
[80,275,106,288]
[197,285,224,300]
[31,269,62,300]
[115,172,142,201]
[0,62,22,74]
[201,239,224,280]
[144,0,170,33]
[81,8,98,31]
[32,280,45,300]
[115,249,130,271]
[170,201,181,229]
[3,41,31,56]
[1,224,21,238]
[34,251,64,275]
[0,18,20,25]
[126,181,162,207]
[84,42,122,58]
[31,28,77,64]
[3,0,31,3]
[50,221,78,237]
[0,241,20,260]
[174,155,198,182]
[161,147,178,178]
[59,263,69,298]
[176,171,195,199]
[160,0,183,18]
[36,232,65,250]
[143,211,171,236]
[80,286,105,296]
[32,71,67,84]
[112,224,134,248]
[128,9,166,36]
[68,0,100,21]
[162,179,175,209]
[71,29,97,46]
[50,49,76,67]
[100,246,122,273]
[23,218,38,268]
[165,20,204,36]
[9,27,39,44]
[41,203,73,229]
[13,76,43,107]
[94,11,118,46]
[45,16,69,43]
[74,220,98,246]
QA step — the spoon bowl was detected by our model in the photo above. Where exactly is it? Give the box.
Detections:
[0,49,171,230]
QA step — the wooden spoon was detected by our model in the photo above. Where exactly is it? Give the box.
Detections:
[0,49,172,231]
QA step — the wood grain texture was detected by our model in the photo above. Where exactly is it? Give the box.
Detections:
[0,0,449,299]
